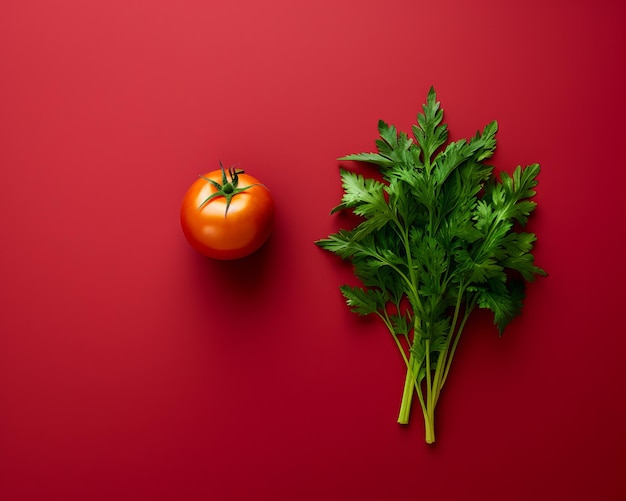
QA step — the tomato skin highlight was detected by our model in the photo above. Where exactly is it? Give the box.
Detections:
[180,170,275,260]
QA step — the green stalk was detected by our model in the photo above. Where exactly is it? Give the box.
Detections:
[397,352,427,425]
[440,299,476,389]
[430,288,464,406]
[397,315,424,425]
[424,338,437,443]
[381,310,416,426]
[398,366,414,425]
[392,332,414,425]
[423,407,435,444]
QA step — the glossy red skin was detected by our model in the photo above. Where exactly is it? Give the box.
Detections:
[180,170,275,260]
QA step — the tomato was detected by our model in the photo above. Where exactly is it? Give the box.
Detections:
[180,165,275,260]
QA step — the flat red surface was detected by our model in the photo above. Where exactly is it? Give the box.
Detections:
[1,1,625,499]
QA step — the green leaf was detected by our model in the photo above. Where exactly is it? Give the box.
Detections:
[488,164,541,225]
[340,119,418,170]
[433,139,469,186]
[431,120,497,188]
[378,120,399,149]
[472,120,498,162]
[472,279,526,335]
[456,250,505,283]
[315,229,357,259]
[390,313,411,337]
[339,152,394,168]
[413,87,448,166]
[335,169,386,210]
[340,285,386,316]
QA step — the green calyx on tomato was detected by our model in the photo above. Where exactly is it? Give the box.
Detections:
[198,162,261,216]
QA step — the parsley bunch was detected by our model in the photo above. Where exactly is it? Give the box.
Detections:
[316,88,546,444]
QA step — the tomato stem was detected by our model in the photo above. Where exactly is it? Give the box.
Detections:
[197,161,262,217]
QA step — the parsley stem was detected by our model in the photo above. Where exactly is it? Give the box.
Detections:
[440,299,475,390]
[424,408,435,444]
[424,346,436,444]
[392,215,422,313]
[425,338,433,413]
[379,310,416,425]
[398,369,414,425]
[398,353,426,425]
[397,315,428,425]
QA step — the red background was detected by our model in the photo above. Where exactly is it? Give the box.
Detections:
[1,1,625,499]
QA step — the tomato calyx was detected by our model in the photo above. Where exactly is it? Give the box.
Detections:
[197,162,262,216]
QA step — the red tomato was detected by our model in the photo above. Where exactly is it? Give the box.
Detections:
[180,166,275,260]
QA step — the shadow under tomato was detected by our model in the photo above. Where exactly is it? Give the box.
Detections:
[185,232,277,307]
